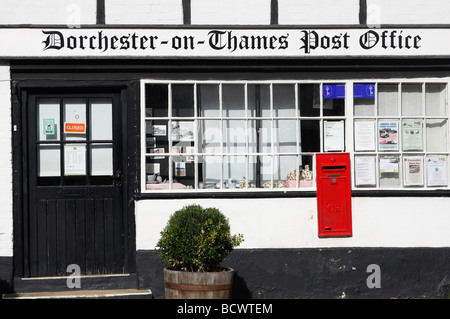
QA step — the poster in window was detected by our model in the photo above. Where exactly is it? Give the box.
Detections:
[402,120,423,151]
[324,120,345,152]
[379,158,399,173]
[354,120,375,151]
[378,121,398,151]
[355,156,376,186]
[43,118,55,136]
[427,156,448,187]
[64,144,86,176]
[403,156,424,186]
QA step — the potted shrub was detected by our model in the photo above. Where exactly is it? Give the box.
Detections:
[155,204,244,299]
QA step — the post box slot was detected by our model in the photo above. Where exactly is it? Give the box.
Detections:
[326,174,341,177]
[322,165,346,170]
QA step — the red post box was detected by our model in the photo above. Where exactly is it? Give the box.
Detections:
[316,153,352,237]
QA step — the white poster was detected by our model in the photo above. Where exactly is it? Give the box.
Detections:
[355,156,376,186]
[427,156,448,187]
[324,120,345,152]
[403,156,424,186]
[379,158,399,173]
[64,144,86,175]
[354,120,375,151]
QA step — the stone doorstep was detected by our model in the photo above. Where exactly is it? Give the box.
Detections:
[2,289,153,299]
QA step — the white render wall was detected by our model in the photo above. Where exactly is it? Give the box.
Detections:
[0,0,96,25]
[105,0,183,25]
[278,0,360,25]
[0,1,448,26]
[191,0,271,25]
[0,65,12,257]
[135,197,450,250]
[367,0,450,25]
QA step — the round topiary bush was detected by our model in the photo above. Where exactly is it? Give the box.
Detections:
[155,204,244,272]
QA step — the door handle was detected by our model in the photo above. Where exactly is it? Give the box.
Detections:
[113,169,122,187]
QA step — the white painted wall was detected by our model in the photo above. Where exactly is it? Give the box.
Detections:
[0,0,96,25]
[0,65,12,257]
[278,0,360,25]
[105,0,183,25]
[367,0,450,25]
[135,197,450,250]
[191,0,271,25]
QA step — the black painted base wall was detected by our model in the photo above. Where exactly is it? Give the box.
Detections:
[0,257,13,295]
[136,248,450,299]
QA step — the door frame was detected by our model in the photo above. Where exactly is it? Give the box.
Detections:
[12,80,138,278]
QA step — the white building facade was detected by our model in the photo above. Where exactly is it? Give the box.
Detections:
[1,0,450,299]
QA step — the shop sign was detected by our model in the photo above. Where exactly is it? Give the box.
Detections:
[0,28,449,58]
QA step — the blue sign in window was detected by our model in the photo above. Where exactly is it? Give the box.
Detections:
[354,84,375,98]
[323,84,345,99]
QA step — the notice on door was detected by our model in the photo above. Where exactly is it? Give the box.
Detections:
[64,122,86,134]
[64,144,86,175]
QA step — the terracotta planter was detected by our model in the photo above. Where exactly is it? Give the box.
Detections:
[164,267,234,299]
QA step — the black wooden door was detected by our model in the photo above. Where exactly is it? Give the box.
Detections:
[25,93,126,277]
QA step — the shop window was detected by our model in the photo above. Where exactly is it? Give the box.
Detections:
[142,81,346,191]
[353,82,449,189]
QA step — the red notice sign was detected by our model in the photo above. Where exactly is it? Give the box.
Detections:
[64,123,86,133]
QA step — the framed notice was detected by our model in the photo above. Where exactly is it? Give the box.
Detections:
[354,120,375,151]
[64,144,86,176]
[324,120,345,152]
[403,156,424,186]
[402,120,423,151]
[378,121,398,151]
[355,156,376,186]
[427,156,448,187]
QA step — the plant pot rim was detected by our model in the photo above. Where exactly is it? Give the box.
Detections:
[165,267,234,273]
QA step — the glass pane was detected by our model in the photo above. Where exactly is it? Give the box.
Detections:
[379,156,400,188]
[402,84,422,116]
[38,98,60,141]
[38,144,60,177]
[201,120,220,154]
[248,120,271,153]
[274,155,297,187]
[201,155,222,189]
[273,84,295,117]
[223,84,245,117]
[172,84,194,117]
[300,120,320,152]
[248,84,270,117]
[90,98,112,140]
[354,84,376,116]
[91,144,113,176]
[299,84,320,117]
[274,120,297,153]
[223,120,246,153]
[147,120,168,153]
[223,156,246,189]
[323,84,345,116]
[146,84,168,117]
[198,84,220,117]
[64,98,86,141]
[378,84,398,116]
[426,119,448,152]
[426,83,447,116]
[145,156,170,190]
[254,155,273,188]
[172,159,195,189]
